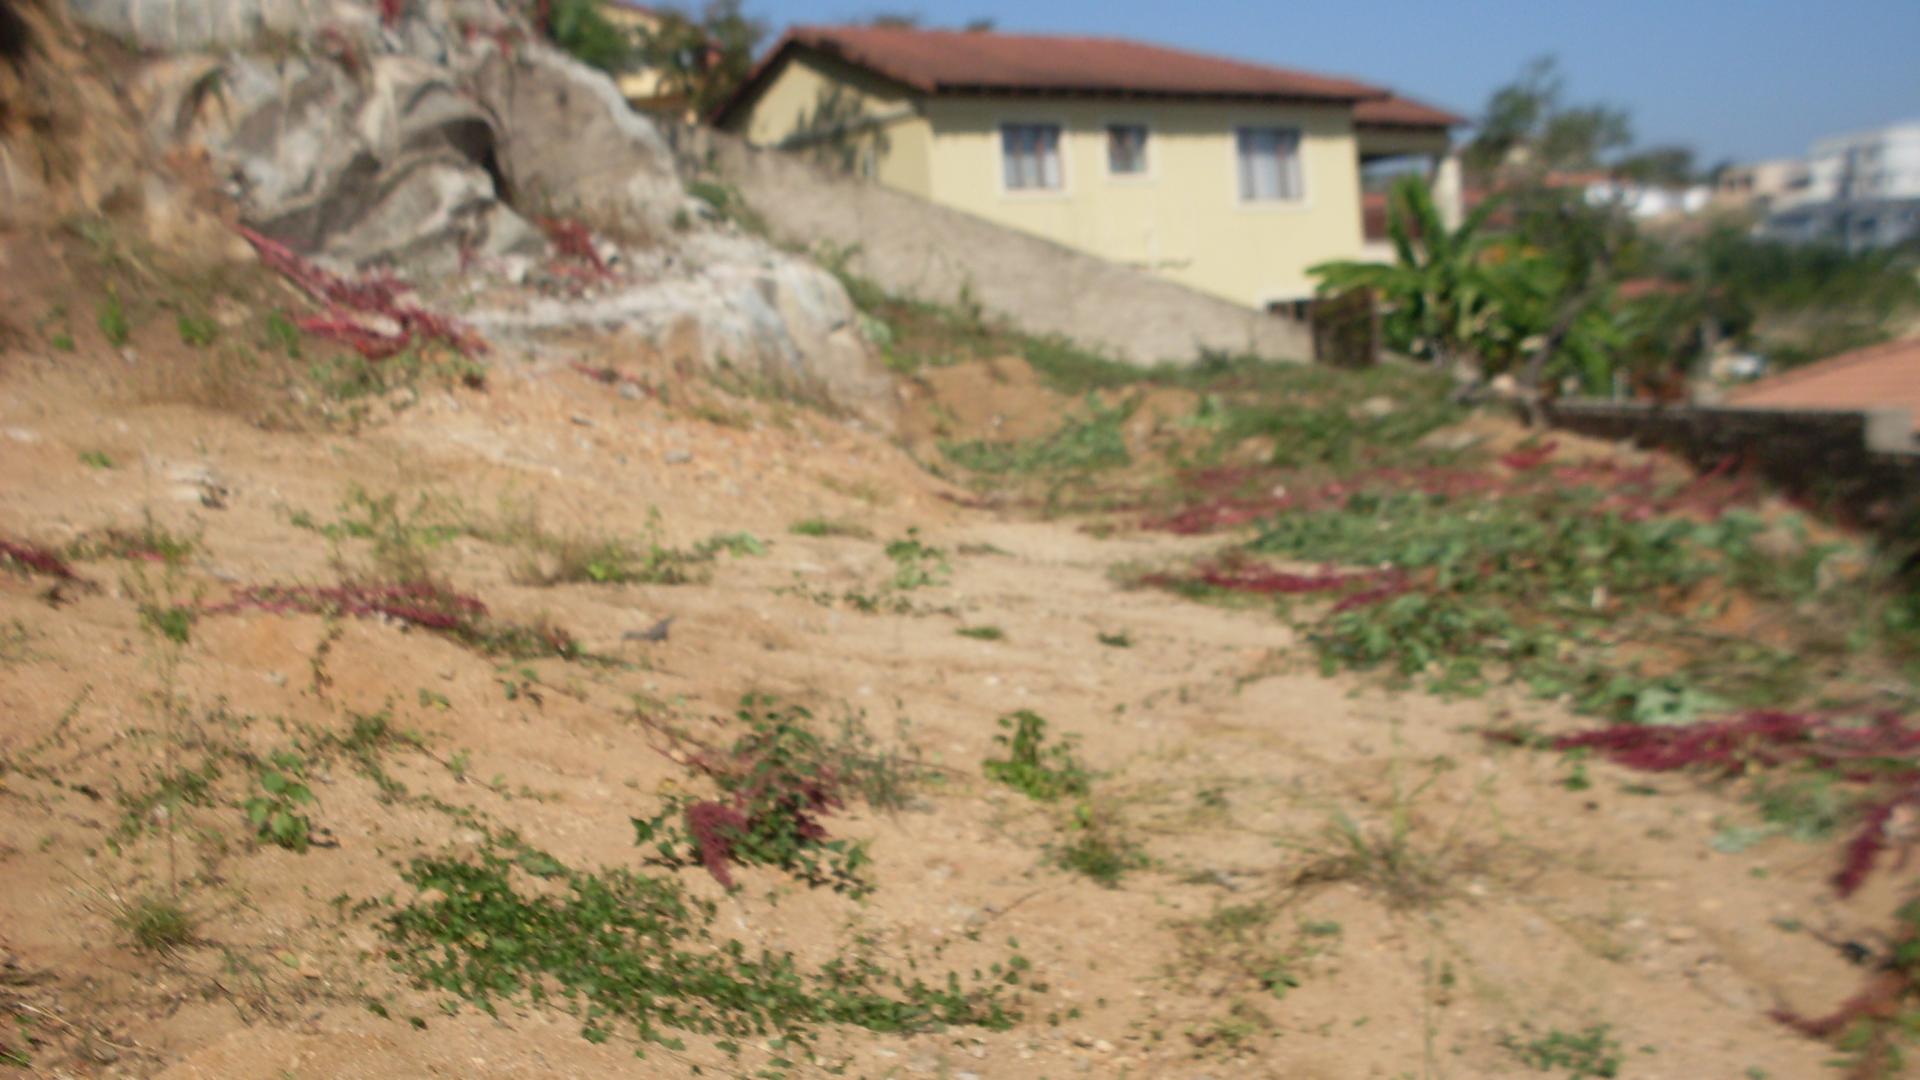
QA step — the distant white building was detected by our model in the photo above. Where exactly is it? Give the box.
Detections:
[1799,121,1920,204]
[1760,120,1920,250]
[1712,158,1807,211]
[1579,178,1712,220]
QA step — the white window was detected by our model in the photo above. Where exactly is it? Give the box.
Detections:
[1237,127,1304,202]
[1001,123,1063,191]
[1107,124,1149,176]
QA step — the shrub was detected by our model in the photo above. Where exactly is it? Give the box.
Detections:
[634,698,872,895]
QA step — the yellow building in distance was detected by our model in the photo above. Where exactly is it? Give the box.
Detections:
[600,1,713,119]
[713,26,1462,310]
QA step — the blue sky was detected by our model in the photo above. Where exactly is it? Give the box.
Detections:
[744,0,1920,165]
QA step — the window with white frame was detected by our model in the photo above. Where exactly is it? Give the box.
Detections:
[1107,124,1149,176]
[1237,127,1304,202]
[1001,123,1063,191]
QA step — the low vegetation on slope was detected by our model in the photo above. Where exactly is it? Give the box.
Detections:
[843,265,1920,1072]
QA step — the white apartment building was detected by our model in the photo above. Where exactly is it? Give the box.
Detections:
[1797,121,1920,204]
[1762,120,1920,251]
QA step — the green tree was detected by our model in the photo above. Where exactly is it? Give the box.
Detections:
[635,1,766,118]
[1313,178,1633,410]
[1465,56,1633,176]
[544,0,637,74]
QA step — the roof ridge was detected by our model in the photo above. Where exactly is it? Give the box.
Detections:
[714,24,1412,127]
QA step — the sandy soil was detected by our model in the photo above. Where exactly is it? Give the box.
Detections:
[0,330,1903,1079]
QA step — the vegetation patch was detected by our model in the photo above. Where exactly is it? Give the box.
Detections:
[1505,1023,1623,1078]
[1052,801,1147,888]
[383,834,1021,1064]
[115,893,195,953]
[244,751,319,852]
[0,539,80,581]
[202,581,584,660]
[940,394,1134,476]
[983,711,1091,802]
[789,516,872,539]
[635,697,875,895]
[67,516,197,566]
[1527,710,1920,896]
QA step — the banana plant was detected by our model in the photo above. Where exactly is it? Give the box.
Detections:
[1312,175,1512,374]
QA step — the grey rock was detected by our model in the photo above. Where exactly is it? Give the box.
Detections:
[97,0,898,428]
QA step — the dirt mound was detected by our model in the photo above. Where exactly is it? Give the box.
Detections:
[14,286,1913,1079]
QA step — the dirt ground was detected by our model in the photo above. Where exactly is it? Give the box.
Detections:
[2,306,1908,1080]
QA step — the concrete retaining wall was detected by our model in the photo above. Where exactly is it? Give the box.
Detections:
[1547,399,1920,531]
[668,125,1316,367]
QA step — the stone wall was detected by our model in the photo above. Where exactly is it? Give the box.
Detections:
[1547,399,1920,532]
[669,125,1316,367]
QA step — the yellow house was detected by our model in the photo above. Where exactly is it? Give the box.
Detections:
[601,1,717,119]
[712,26,1462,310]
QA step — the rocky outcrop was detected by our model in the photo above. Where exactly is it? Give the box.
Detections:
[59,0,897,427]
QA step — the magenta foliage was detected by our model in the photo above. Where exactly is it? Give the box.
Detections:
[1546,710,1920,896]
[684,801,750,888]
[204,581,489,635]
[1499,440,1559,470]
[238,226,487,359]
[1330,572,1414,612]
[537,217,612,277]
[0,539,79,581]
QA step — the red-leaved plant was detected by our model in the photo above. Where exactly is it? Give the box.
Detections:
[202,581,578,658]
[0,539,79,581]
[634,697,871,896]
[1501,710,1920,1071]
[239,227,487,360]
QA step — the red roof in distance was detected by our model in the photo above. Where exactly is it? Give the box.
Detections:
[1726,337,1920,438]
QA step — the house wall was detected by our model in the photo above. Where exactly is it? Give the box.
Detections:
[727,51,934,196]
[665,123,1316,366]
[920,97,1364,307]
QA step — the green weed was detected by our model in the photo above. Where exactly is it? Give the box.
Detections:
[116,893,195,952]
[957,625,1005,641]
[78,449,115,469]
[884,528,949,590]
[1053,801,1146,887]
[244,752,317,852]
[70,513,198,566]
[97,291,130,347]
[983,711,1091,802]
[383,835,1020,1062]
[176,313,219,347]
[686,178,767,235]
[940,394,1134,476]
[634,698,875,895]
[1284,757,1483,910]
[264,310,302,358]
[1506,1023,1623,1078]
[789,517,872,539]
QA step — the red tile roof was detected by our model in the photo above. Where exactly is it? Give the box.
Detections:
[715,26,1393,125]
[1725,337,1920,437]
[1354,94,1465,130]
